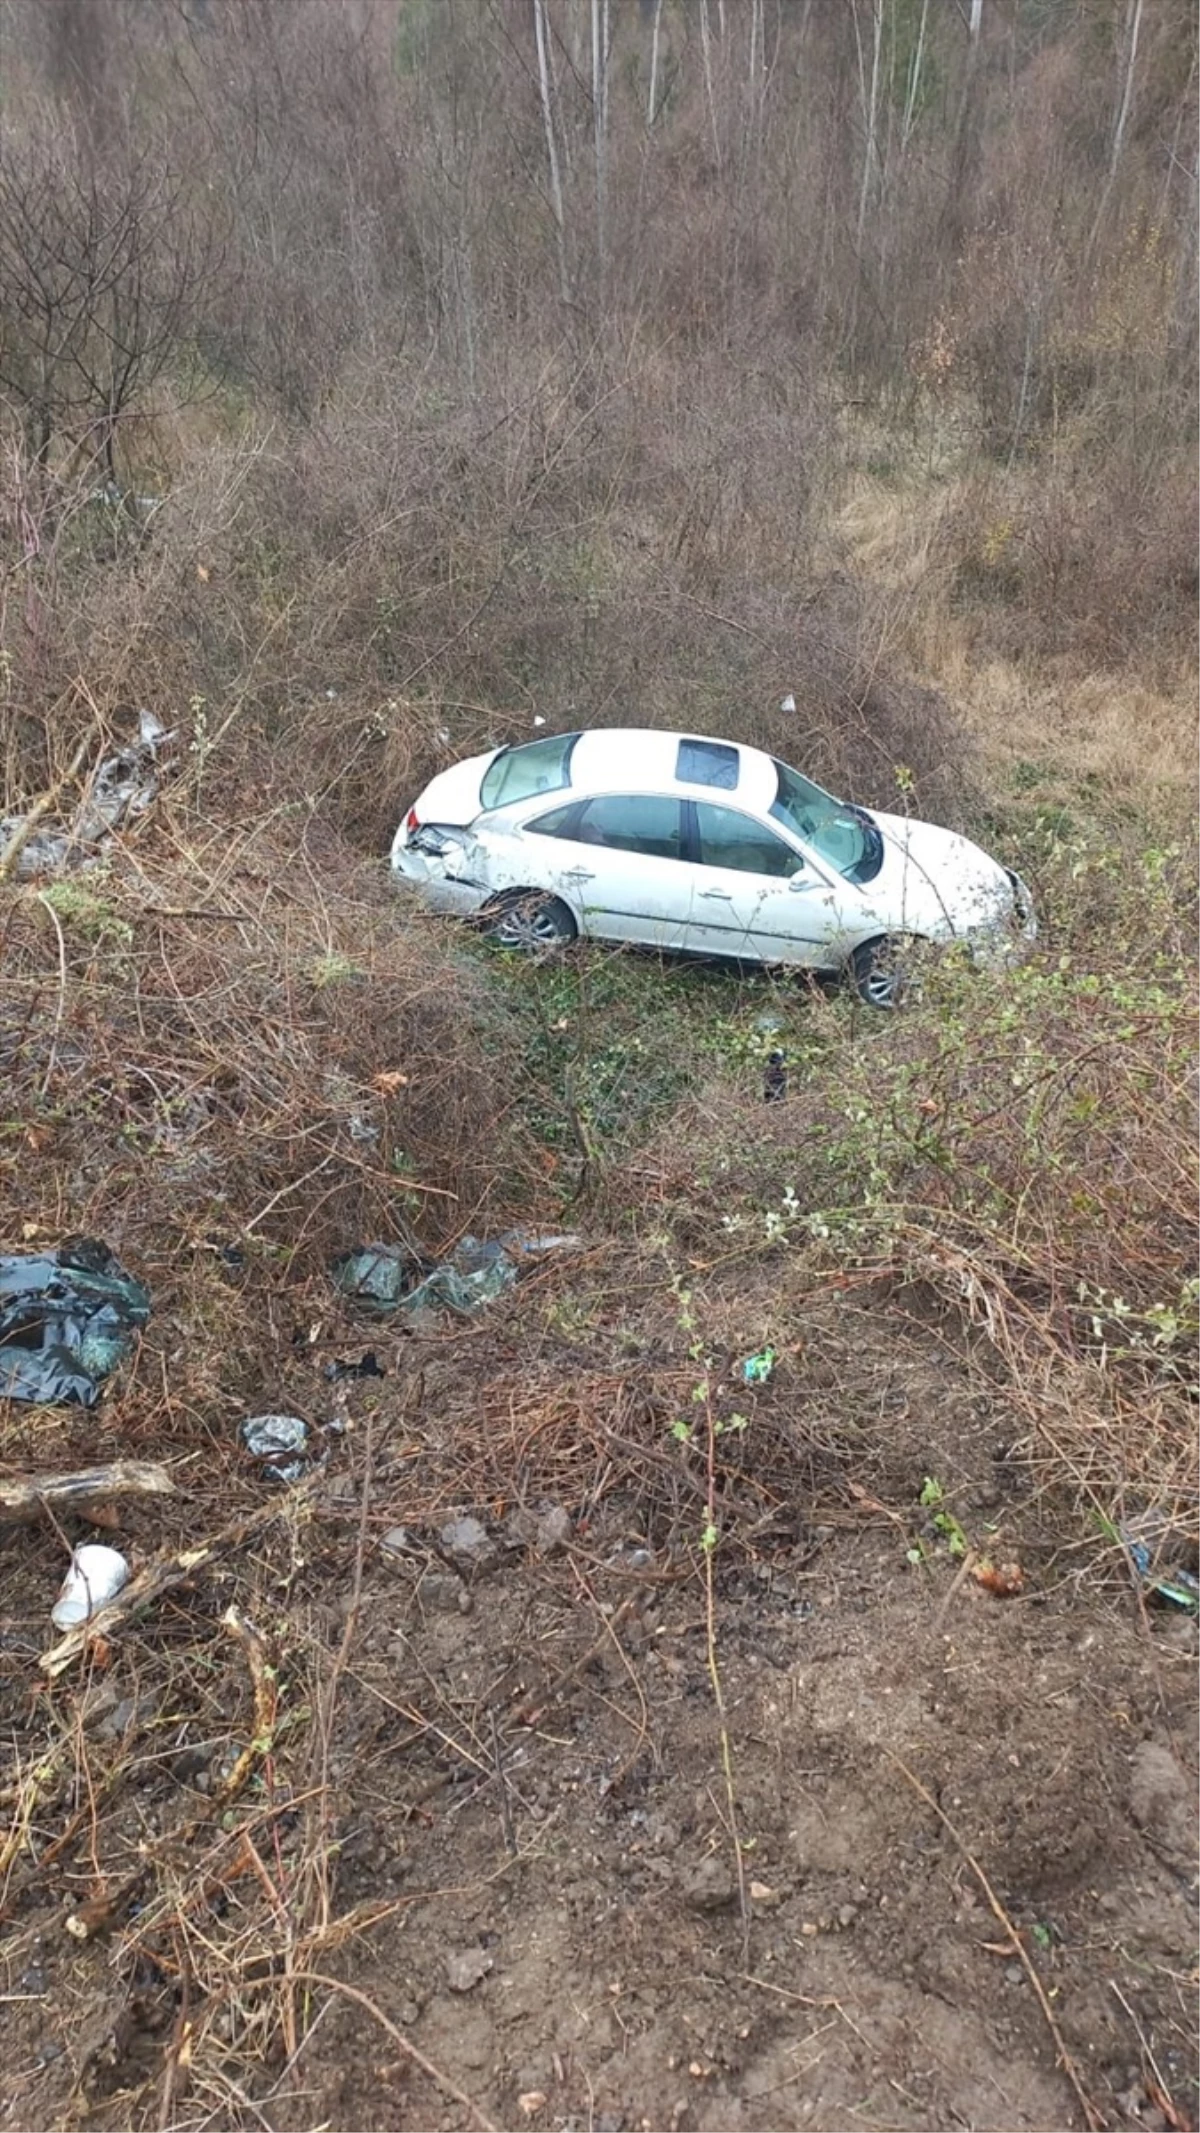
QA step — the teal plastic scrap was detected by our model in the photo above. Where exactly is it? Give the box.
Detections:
[741,1345,777,1385]
[0,1239,150,1408]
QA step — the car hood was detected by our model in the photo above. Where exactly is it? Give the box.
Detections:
[862,810,1016,936]
[409,749,498,828]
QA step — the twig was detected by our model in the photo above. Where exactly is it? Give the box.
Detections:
[886,1751,1106,2131]
[703,1385,751,1963]
[1109,1980,1190,2132]
[490,1709,517,1857]
[33,889,67,1099]
[251,1970,499,2133]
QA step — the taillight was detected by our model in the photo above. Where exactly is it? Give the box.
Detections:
[405,808,419,834]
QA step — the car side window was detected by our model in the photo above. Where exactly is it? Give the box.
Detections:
[573,795,684,861]
[525,802,583,838]
[695,802,802,878]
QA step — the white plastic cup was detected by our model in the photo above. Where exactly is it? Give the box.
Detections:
[51,1544,130,1629]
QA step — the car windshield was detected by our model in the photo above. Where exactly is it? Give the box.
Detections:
[769,760,882,882]
[480,733,578,812]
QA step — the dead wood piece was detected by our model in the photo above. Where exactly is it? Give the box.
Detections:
[0,1460,175,1526]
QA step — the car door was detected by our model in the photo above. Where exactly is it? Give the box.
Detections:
[683,801,842,966]
[519,793,693,946]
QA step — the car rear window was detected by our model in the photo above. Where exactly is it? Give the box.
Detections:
[480,733,578,812]
[676,737,739,790]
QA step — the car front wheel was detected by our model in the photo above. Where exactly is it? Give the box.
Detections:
[850,934,921,1010]
[484,890,578,954]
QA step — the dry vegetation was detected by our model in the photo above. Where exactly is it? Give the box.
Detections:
[0,3,1196,2129]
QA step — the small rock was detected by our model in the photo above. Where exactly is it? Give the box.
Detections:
[799,1920,819,1938]
[749,1880,780,1908]
[681,1855,735,1913]
[536,1505,572,1556]
[398,2000,421,2026]
[380,1526,414,1559]
[418,1572,469,1614]
[97,1695,138,1742]
[36,2039,63,2066]
[446,1946,493,1993]
[1004,1962,1025,1986]
[78,1683,119,1731]
[518,2095,548,2119]
[837,1904,858,1929]
[440,1516,499,1574]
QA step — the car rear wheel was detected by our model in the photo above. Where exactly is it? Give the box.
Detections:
[485,890,577,953]
[850,934,921,1010]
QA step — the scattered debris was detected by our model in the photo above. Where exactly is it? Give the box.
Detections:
[0,713,172,880]
[445,1946,493,1993]
[332,1229,581,1318]
[763,1049,788,1103]
[1117,1513,1200,1613]
[323,1351,385,1381]
[51,1544,130,1629]
[0,1460,173,1526]
[741,1346,776,1385]
[972,1560,1025,1598]
[240,1414,311,1484]
[0,1239,150,1407]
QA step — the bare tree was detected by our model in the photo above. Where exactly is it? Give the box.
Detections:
[0,109,223,478]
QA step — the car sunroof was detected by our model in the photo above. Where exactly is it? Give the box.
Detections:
[676,737,739,791]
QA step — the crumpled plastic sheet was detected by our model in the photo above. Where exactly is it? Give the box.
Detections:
[0,1239,151,1407]
[331,1229,581,1318]
[0,712,171,879]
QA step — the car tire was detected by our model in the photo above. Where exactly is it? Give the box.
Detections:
[850,934,920,1010]
[484,890,578,954]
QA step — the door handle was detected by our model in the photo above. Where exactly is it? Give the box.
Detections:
[562,869,595,882]
[699,889,733,901]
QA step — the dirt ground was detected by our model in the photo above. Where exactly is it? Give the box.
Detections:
[1,1279,1196,2133]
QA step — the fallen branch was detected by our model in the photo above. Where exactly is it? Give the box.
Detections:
[216,1606,278,1802]
[0,1461,175,1526]
[886,1751,1106,2131]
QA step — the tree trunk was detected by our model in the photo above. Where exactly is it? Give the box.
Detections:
[533,0,571,305]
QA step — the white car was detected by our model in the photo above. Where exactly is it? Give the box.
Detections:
[390,728,1035,1006]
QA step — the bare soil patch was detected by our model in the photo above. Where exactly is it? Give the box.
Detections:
[2,1285,1194,2133]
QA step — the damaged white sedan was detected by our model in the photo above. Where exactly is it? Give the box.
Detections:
[390,728,1035,1007]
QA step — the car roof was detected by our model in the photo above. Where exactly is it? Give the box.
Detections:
[562,728,779,810]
